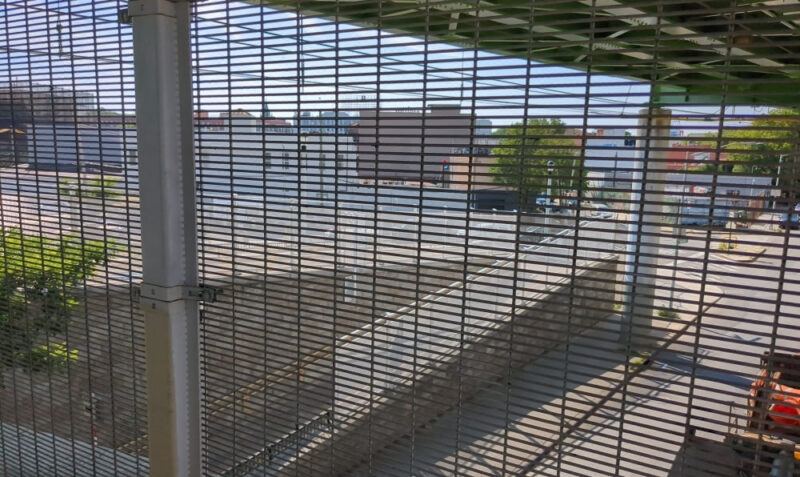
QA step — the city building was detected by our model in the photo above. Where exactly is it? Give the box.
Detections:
[0,83,95,124]
[582,128,637,171]
[355,105,493,182]
[667,143,728,170]
[195,113,359,201]
[24,122,136,172]
[295,110,358,135]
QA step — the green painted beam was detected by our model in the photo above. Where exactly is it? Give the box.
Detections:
[252,0,799,106]
[652,82,800,107]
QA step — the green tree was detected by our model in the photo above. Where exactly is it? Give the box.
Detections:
[695,109,798,193]
[723,109,797,176]
[0,229,119,387]
[489,118,580,208]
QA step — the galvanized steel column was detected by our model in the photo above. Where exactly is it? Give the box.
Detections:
[129,0,201,475]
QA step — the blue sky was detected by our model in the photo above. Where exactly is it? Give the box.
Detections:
[1,0,753,134]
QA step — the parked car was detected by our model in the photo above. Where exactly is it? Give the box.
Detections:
[679,199,731,227]
[534,195,558,211]
[778,204,800,230]
[583,202,615,219]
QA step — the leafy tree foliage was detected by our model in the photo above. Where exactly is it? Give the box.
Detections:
[722,109,798,176]
[694,109,797,187]
[0,229,118,386]
[691,109,798,201]
[489,118,581,208]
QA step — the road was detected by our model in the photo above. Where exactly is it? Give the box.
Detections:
[533,217,800,476]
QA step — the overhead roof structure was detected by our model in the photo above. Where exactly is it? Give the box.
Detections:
[254,0,800,105]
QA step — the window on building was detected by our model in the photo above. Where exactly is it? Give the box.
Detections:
[125,147,138,165]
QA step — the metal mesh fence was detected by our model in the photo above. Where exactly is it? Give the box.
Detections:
[1,0,799,476]
[192,1,799,476]
[0,0,148,475]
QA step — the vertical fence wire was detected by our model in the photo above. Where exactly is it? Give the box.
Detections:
[1,1,798,476]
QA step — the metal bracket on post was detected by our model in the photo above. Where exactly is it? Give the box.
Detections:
[128,0,177,19]
[136,283,220,310]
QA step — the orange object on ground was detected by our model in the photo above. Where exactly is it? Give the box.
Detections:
[750,364,800,431]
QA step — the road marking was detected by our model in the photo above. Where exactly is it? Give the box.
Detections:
[681,250,748,265]
[711,253,748,265]
[678,258,743,275]
[707,263,743,274]
[679,270,724,285]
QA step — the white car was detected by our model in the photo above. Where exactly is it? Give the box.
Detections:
[586,202,614,218]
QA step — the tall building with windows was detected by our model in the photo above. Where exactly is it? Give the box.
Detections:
[0,83,95,124]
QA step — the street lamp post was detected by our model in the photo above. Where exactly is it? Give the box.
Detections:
[669,157,689,310]
[545,160,554,234]
[546,160,554,213]
[774,153,786,210]
[748,164,757,204]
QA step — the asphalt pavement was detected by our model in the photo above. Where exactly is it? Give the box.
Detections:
[534,217,800,476]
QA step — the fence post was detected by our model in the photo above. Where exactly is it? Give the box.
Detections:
[129,0,200,475]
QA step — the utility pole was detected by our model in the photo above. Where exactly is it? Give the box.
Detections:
[545,160,554,233]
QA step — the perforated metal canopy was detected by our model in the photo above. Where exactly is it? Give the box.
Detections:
[253,0,800,105]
